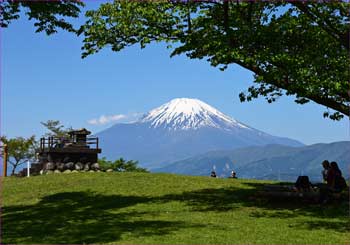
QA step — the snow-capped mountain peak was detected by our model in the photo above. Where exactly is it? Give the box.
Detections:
[139,98,249,130]
[98,97,303,168]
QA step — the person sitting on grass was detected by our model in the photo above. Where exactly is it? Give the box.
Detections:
[210,171,217,178]
[319,161,347,203]
[294,176,313,192]
[229,171,237,179]
[327,162,347,192]
[321,160,330,183]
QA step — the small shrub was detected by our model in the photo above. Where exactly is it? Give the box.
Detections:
[98,157,148,173]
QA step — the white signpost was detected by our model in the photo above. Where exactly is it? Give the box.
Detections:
[27,160,30,177]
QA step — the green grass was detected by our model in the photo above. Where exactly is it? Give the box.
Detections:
[2,172,349,244]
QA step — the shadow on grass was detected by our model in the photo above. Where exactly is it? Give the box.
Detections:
[3,182,349,243]
[156,182,310,212]
[2,191,202,244]
[300,220,350,233]
[155,181,350,233]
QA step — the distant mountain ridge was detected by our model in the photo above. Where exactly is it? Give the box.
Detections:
[154,141,350,182]
[97,98,303,169]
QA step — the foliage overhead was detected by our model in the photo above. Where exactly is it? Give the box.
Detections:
[98,157,149,173]
[0,135,37,175]
[41,120,73,137]
[0,0,84,35]
[80,0,350,120]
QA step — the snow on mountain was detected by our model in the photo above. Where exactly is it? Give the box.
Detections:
[140,98,249,130]
[97,98,304,169]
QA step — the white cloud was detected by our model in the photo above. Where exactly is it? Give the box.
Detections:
[88,113,143,126]
[88,114,127,125]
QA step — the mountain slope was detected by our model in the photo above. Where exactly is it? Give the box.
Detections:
[97,98,303,168]
[154,141,350,181]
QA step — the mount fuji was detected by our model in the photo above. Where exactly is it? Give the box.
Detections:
[96,98,304,169]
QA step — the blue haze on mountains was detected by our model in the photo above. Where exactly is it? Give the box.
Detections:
[96,98,350,182]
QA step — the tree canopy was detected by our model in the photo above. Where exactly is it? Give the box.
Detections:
[0,136,37,175]
[80,1,349,120]
[98,157,148,172]
[0,0,84,35]
[41,120,73,137]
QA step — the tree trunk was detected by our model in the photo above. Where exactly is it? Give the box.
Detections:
[10,162,19,176]
[11,166,16,176]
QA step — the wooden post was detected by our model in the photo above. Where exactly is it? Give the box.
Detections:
[3,144,8,177]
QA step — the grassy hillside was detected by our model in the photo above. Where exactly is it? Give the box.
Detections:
[2,172,349,244]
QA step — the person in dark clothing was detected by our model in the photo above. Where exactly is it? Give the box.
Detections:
[321,160,330,183]
[294,176,313,192]
[327,161,347,192]
[210,171,217,178]
[319,161,347,203]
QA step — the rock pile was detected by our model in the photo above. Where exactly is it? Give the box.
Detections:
[41,162,104,174]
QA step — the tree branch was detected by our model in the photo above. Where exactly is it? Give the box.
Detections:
[223,0,229,34]
[291,2,349,51]
[232,58,349,117]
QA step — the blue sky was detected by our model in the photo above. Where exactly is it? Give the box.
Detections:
[1,2,349,145]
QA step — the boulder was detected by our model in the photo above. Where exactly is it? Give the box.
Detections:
[57,162,66,171]
[91,162,100,171]
[72,170,79,173]
[63,169,72,174]
[65,162,74,170]
[89,170,95,172]
[75,162,84,171]
[46,170,54,174]
[54,170,61,174]
[83,163,90,171]
[106,169,114,172]
[45,162,55,171]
